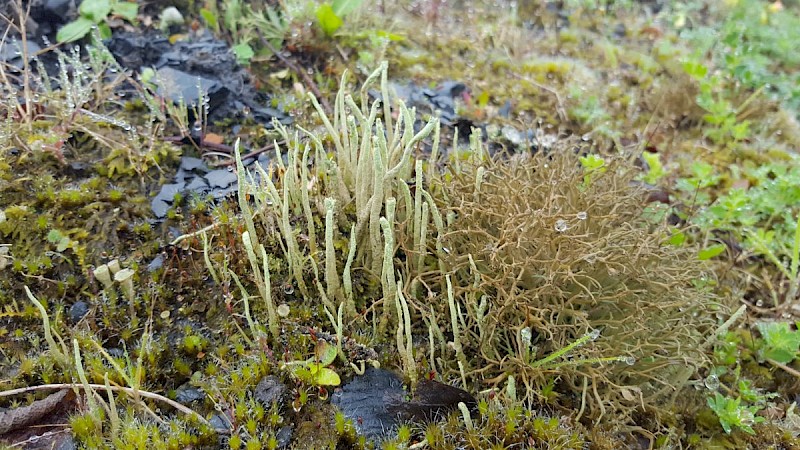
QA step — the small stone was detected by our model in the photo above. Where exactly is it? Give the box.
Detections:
[205,169,238,188]
[208,413,232,432]
[254,376,288,407]
[69,301,89,323]
[276,425,292,448]
[174,383,205,403]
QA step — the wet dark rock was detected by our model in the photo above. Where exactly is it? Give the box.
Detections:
[151,199,169,219]
[332,368,406,440]
[29,0,74,32]
[106,31,289,126]
[0,40,41,70]
[613,23,627,39]
[388,378,478,423]
[332,368,478,441]
[498,99,513,118]
[151,182,186,218]
[377,80,471,127]
[146,254,164,272]
[180,156,209,172]
[254,376,288,408]
[68,301,89,323]
[276,425,292,449]
[208,413,232,432]
[185,177,210,192]
[155,67,228,115]
[65,161,90,177]
[204,169,237,189]
[174,383,205,404]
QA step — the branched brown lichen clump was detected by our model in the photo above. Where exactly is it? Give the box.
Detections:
[433,145,724,421]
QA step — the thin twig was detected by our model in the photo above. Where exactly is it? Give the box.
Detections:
[768,359,800,379]
[0,383,220,431]
[255,31,333,115]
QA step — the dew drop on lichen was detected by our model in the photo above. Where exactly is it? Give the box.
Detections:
[623,356,635,366]
[577,211,587,220]
[704,374,720,390]
[520,327,532,345]
[554,219,568,232]
[588,329,601,340]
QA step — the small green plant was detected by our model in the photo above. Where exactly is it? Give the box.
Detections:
[706,392,764,435]
[285,340,341,387]
[756,321,800,364]
[578,153,605,188]
[640,152,666,185]
[315,0,366,37]
[691,160,800,304]
[57,0,138,43]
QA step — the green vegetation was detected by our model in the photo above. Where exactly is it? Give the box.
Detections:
[3,0,800,448]
[57,0,139,42]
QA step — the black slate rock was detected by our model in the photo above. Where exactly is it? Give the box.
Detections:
[332,368,477,442]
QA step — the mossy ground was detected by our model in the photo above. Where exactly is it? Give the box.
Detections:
[1,1,800,449]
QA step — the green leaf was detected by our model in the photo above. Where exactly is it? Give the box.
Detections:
[375,30,405,41]
[641,152,666,184]
[97,22,112,40]
[683,60,708,80]
[232,43,254,65]
[698,244,726,260]
[111,2,139,22]
[580,154,604,171]
[57,17,95,43]
[79,0,111,22]
[200,8,218,31]
[316,3,343,37]
[314,367,341,386]
[56,237,70,252]
[47,229,64,244]
[292,366,315,384]
[667,230,686,246]
[315,340,337,366]
[332,0,365,16]
[756,321,800,364]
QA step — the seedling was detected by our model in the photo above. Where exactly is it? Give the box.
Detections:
[57,0,138,42]
[285,340,341,387]
[756,321,800,365]
[707,393,764,435]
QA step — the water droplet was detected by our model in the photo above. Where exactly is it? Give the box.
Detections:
[704,374,719,390]
[623,356,635,366]
[520,327,532,345]
[554,219,568,232]
[576,211,587,220]
[283,284,294,295]
[588,329,601,340]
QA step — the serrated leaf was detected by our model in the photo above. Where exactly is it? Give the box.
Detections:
[756,321,800,364]
[57,18,95,43]
[79,0,111,22]
[111,2,139,22]
[332,0,365,16]
[698,243,726,260]
[316,3,343,36]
